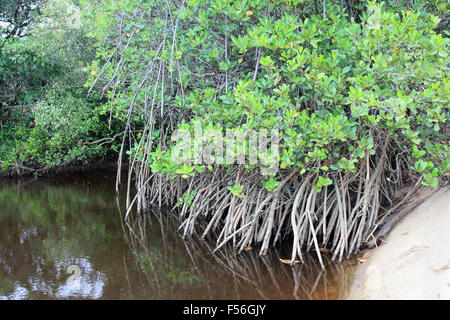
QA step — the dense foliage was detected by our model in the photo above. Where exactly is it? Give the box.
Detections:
[82,0,449,187]
[1,0,449,258]
[1,0,117,173]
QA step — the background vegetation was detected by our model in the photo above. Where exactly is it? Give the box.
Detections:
[1,0,119,173]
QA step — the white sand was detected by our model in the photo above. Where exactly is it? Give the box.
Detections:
[345,186,450,300]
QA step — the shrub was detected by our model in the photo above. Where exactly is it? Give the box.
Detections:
[81,0,450,261]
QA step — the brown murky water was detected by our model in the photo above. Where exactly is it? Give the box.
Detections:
[0,174,355,300]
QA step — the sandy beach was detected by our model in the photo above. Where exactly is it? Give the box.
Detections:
[346,186,450,299]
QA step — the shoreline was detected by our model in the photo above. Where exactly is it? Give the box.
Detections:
[0,161,125,179]
[345,186,450,300]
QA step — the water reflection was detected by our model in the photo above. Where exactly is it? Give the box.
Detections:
[0,175,355,299]
[54,258,105,299]
[0,175,125,299]
[123,209,356,300]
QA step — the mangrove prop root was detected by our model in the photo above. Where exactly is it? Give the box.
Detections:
[121,138,422,265]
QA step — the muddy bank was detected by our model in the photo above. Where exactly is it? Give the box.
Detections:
[345,186,450,300]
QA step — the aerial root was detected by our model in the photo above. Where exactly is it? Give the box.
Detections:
[123,139,421,266]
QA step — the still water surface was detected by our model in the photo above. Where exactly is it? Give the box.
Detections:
[0,173,355,299]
